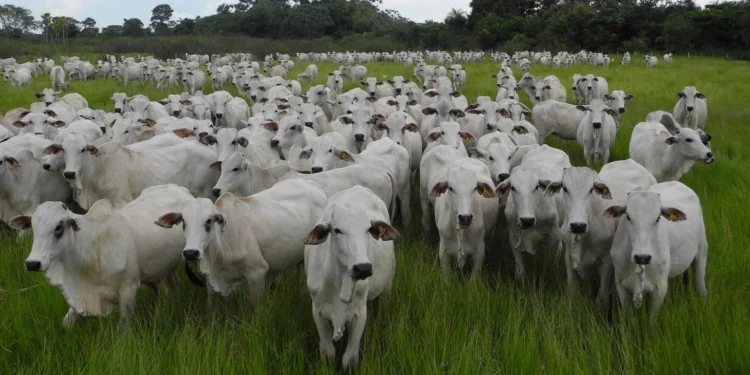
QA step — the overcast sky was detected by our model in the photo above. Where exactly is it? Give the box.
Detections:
[18,0,721,28]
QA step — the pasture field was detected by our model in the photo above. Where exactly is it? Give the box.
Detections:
[1,55,749,374]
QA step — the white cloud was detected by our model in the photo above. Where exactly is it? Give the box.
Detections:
[44,0,87,18]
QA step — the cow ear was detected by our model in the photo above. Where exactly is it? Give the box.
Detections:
[263,122,279,132]
[544,180,563,197]
[173,128,195,138]
[451,91,461,98]
[425,129,442,143]
[405,123,419,133]
[491,74,497,78]
[339,116,353,125]
[459,132,475,143]
[593,182,612,199]
[450,109,465,118]
[368,220,399,241]
[298,148,312,160]
[50,120,66,128]
[661,207,687,222]
[45,110,58,117]
[494,179,511,197]
[158,99,168,105]
[429,181,449,197]
[604,108,618,117]
[422,107,437,115]
[35,93,43,98]
[576,105,589,112]
[43,144,63,155]
[371,114,385,126]
[475,181,496,198]
[665,137,677,145]
[86,145,100,156]
[305,223,331,245]
[386,100,397,106]
[625,94,635,101]
[603,205,626,218]
[68,218,80,232]
[604,94,614,100]
[209,161,222,170]
[213,214,226,232]
[155,212,184,228]
[425,91,438,98]
[200,134,217,146]
[13,121,27,128]
[360,81,367,86]
[335,150,354,162]
[140,118,156,127]
[677,92,684,98]
[4,156,20,168]
[468,147,486,159]
[238,137,249,148]
[512,125,529,134]
[181,99,193,105]
[408,100,418,106]
[498,108,510,118]
[8,215,32,230]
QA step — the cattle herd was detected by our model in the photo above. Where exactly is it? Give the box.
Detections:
[0,50,711,369]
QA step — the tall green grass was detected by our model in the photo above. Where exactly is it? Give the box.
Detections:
[1,56,748,374]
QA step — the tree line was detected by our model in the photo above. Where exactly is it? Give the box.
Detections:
[1,0,749,55]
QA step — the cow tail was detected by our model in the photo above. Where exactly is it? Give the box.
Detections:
[386,171,399,223]
[184,262,206,287]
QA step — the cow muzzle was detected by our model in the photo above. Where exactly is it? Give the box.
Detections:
[593,122,602,129]
[351,263,373,280]
[569,222,587,234]
[63,171,76,179]
[25,260,42,272]
[633,254,652,265]
[519,217,536,229]
[457,214,473,228]
[183,249,201,261]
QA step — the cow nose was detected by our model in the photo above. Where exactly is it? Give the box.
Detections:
[587,87,592,90]
[519,217,536,229]
[497,173,510,182]
[270,139,279,147]
[395,88,402,94]
[183,249,200,261]
[216,113,223,118]
[173,111,180,116]
[570,222,588,234]
[619,108,625,114]
[634,254,652,265]
[43,164,51,170]
[114,108,122,114]
[45,102,52,106]
[304,121,314,128]
[346,110,353,115]
[25,260,41,272]
[63,171,76,179]
[534,96,541,100]
[593,122,602,129]
[706,152,713,158]
[352,263,373,280]
[687,106,694,111]
[212,188,221,197]
[311,166,323,174]
[457,214,473,227]
[250,95,256,101]
[369,92,375,96]
[354,134,365,142]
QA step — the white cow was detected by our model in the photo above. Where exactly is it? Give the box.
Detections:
[495,145,571,281]
[14,113,64,139]
[673,86,707,129]
[304,186,397,370]
[604,90,635,115]
[429,158,499,279]
[9,184,196,329]
[645,55,658,68]
[156,179,327,301]
[629,115,713,182]
[576,99,618,166]
[54,135,218,209]
[419,144,465,231]
[50,66,67,90]
[183,69,206,95]
[543,161,656,305]
[0,149,71,224]
[531,100,587,144]
[604,181,707,320]
[212,91,250,129]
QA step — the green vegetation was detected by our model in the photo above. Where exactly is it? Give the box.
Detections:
[1,56,749,374]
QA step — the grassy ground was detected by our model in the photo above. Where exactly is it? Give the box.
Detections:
[1,55,748,374]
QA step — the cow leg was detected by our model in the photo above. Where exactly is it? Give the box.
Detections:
[439,237,458,279]
[400,181,412,226]
[615,283,632,312]
[596,255,614,310]
[420,197,432,232]
[343,310,367,370]
[313,309,335,362]
[564,250,579,293]
[117,284,139,332]
[648,281,668,323]
[165,272,179,294]
[692,251,708,297]
[513,248,526,282]
[468,241,485,281]
[63,308,81,328]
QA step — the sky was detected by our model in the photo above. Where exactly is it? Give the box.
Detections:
[18,0,720,29]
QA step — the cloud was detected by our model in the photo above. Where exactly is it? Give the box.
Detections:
[44,0,87,18]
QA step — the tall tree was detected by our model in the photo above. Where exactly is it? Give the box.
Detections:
[81,17,98,37]
[102,25,123,36]
[122,18,145,36]
[41,12,51,43]
[150,4,174,35]
[0,5,35,39]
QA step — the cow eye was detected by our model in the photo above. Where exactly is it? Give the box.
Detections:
[328,149,332,153]
[685,138,693,143]
[232,167,239,172]
[563,187,568,193]
[124,130,129,134]
[333,228,342,234]
[80,148,85,153]
[510,186,516,192]
[441,131,445,135]
[54,222,64,238]
[231,141,237,145]
[448,186,454,192]
[625,214,631,222]
[489,156,494,161]
[589,188,594,194]
[290,126,297,131]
